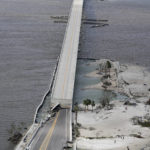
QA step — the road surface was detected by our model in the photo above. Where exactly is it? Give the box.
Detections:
[51,0,84,106]
[27,0,84,149]
[30,109,69,150]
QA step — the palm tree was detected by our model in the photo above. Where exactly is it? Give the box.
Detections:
[83,99,91,111]
[83,100,87,111]
[86,99,91,110]
[74,105,79,124]
[91,101,95,111]
[106,61,111,77]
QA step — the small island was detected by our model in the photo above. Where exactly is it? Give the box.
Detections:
[73,59,150,150]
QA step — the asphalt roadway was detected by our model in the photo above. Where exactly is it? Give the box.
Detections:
[30,109,69,150]
[30,0,83,149]
[52,0,84,104]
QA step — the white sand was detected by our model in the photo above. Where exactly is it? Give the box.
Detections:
[77,137,150,150]
[77,101,150,149]
[76,60,150,150]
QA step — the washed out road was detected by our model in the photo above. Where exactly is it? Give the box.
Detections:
[30,109,69,150]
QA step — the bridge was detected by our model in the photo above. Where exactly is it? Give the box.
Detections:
[51,0,83,107]
[16,0,84,149]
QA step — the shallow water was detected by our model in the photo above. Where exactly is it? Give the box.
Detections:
[73,60,128,104]
[0,0,72,149]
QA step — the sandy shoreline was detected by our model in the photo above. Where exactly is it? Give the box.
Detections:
[75,59,150,150]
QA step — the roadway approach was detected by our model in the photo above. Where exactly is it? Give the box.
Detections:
[29,0,84,149]
[30,109,70,150]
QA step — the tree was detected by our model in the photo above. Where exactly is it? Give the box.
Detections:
[86,99,91,110]
[106,61,112,76]
[83,100,87,111]
[100,97,110,108]
[74,105,79,124]
[91,101,95,111]
[83,99,91,111]
[106,61,111,69]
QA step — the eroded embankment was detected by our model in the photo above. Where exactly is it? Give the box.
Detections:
[73,59,150,150]
[15,57,59,150]
[33,57,59,124]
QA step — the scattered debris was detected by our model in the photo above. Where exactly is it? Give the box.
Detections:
[124,100,137,106]
[75,59,150,149]
[146,99,150,105]
[7,122,27,144]
[130,134,143,139]
[50,15,109,28]
[132,115,150,127]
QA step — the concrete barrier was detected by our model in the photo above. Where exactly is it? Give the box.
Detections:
[15,123,40,150]
[15,58,59,150]
[34,56,59,123]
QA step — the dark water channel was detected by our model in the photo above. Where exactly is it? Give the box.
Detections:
[0,0,72,149]
[79,0,150,70]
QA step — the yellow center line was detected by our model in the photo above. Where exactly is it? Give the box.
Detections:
[39,111,60,150]
[38,3,79,150]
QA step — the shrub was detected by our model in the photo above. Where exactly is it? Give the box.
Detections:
[138,120,150,127]
[100,97,110,108]
[103,81,112,86]
[130,134,143,138]
[89,127,95,130]
[74,126,80,137]
[146,99,150,105]
[7,122,26,144]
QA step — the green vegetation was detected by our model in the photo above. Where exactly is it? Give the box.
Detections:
[100,90,111,108]
[73,123,80,138]
[91,101,95,111]
[75,126,80,137]
[138,120,150,127]
[104,60,112,76]
[130,134,143,138]
[103,81,112,86]
[100,96,110,108]
[132,116,150,128]
[106,61,112,69]
[83,99,91,110]
[74,104,79,124]
[87,136,113,139]
[83,99,95,111]
[7,122,27,144]
[146,99,150,105]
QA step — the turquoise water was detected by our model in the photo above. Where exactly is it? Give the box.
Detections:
[73,59,128,104]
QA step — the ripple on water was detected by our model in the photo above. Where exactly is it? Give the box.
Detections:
[74,59,128,104]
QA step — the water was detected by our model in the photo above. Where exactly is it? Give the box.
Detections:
[0,0,150,149]
[79,0,150,70]
[0,0,72,149]
[73,60,128,104]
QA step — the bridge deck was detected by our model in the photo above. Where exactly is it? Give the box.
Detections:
[51,0,84,106]
[15,0,84,149]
